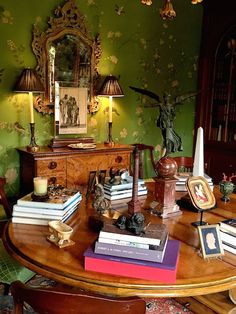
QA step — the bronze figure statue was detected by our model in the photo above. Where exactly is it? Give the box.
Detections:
[130,86,198,156]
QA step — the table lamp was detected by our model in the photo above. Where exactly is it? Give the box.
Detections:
[98,75,124,145]
[14,68,44,152]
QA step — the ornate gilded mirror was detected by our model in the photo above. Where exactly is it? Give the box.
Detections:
[32,0,101,115]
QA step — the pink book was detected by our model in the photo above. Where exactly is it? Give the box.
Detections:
[84,240,180,283]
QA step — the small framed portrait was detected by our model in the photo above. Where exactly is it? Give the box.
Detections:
[186,176,216,210]
[198,224,224,259]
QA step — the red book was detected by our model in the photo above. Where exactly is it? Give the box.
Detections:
[84,240,180,283]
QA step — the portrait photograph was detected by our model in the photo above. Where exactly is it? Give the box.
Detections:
[198,224,224,259]
[56,86,88,135]
[186,176,216,210]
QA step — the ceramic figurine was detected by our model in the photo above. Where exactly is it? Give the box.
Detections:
[47,220,75,248]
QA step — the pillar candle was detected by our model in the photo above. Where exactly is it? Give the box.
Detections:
[33,177,48,196]
[29,92,34,123]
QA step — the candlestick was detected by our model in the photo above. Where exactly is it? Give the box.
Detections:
[27,122,39,152]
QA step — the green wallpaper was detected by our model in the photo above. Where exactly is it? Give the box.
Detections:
[0,0,203,195]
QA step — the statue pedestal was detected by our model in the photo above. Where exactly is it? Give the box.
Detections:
[153,177,182,218]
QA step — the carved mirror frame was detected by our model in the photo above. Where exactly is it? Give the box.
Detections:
[32,0,101,115]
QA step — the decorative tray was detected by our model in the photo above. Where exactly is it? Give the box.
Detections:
[68,143,96,150]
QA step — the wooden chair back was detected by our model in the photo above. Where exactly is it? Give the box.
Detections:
[172,156,193,173]
[132,143,156,179]
[0,177,12,218]
[10,280,147,314]
[0,177,12,238]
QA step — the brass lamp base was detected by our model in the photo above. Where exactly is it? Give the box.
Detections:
[104,122,114,146]
[27,122,39,152]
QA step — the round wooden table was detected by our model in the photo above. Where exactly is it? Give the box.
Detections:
[3,186,236,298]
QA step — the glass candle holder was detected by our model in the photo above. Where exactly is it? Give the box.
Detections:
[33,177,48,196]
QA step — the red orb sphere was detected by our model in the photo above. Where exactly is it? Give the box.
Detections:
[155,156,177,179]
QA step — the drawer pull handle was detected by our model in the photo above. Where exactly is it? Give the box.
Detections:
[48,161,57,169]
[115,156,123,163]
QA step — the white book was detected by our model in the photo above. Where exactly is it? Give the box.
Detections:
[220,226,236,237]
[104,178,145,191]
[98,236,150,249]
[99,224,167,247]
[220,219,236,234]
[220,231,236,246]
[12,203,78,225]
[12,201,80,220]
[222,243,236,255]
[17,190,81,209]
[104,186,147,196]
[104,189,147,200]
[13,195,82,216]
[175,183,213,192]
[175,173,213,183]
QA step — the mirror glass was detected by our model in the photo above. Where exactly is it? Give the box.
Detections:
[32,0,101,115]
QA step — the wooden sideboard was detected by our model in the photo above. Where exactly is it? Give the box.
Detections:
[17,143,133,195]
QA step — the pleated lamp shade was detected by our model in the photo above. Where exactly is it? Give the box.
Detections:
[14,68,44,92]
[98,75,124,97]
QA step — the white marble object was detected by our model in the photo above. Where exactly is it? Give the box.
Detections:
[193,127,204,177]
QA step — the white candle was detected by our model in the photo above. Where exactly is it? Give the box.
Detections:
[34,177,48,196]
[29,92,34,123]
[108,96,113,123]
[55,81,60,121]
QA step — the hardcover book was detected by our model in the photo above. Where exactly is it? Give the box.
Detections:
[84,240,180,282]
[104,178,145,191]
[12,203,78,225]
[17,188,81,209]
[13,195,82,217]
[12,199,81,221]
[98,237,151,249]
[220,230,236,246]
[220,218,236,234]
[95,232,169,263]
[104,189,147,200]
[222,242,236,255]
[104,185,147,196]
[100,222,167,246]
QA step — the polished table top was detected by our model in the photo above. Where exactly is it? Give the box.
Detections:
[3,184,236,298]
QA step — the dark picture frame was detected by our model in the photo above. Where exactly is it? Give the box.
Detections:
[198,224,224,259]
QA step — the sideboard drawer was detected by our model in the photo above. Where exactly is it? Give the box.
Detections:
[36,158,66,173]
[35,158,66,186]
[108,153,130,168]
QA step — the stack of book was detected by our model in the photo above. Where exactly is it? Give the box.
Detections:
[219,218,236,255]
[103,176,148,202]
[84,221,180,283]
[175,172,214,191]
[12,188,82,226]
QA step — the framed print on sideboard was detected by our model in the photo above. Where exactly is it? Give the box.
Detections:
[55,83,88,136]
